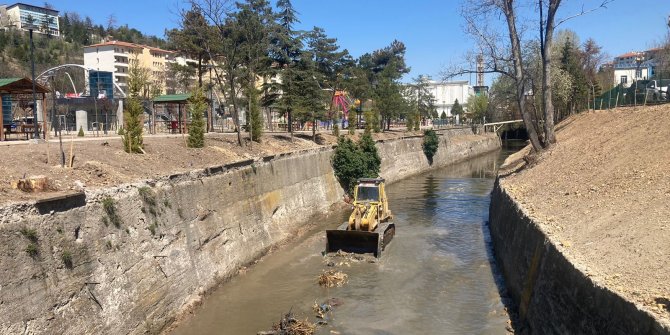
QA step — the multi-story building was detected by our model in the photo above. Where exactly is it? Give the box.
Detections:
[0,2,60,36]
[612,48,663,87]
[83,40,174,96]
[425,80,474,118]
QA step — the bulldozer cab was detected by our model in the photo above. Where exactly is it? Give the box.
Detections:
[354,182,381,203]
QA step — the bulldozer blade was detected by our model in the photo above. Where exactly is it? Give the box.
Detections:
[326,222,395,258]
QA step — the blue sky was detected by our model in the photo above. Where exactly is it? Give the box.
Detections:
[51,0,670,84]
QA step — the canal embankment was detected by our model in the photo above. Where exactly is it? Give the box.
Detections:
[489,106,670,334]
[0,128,499,334]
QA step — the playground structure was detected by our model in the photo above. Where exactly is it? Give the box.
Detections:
[331,90,360,128]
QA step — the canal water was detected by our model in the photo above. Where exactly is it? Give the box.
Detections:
[171,145,518,335]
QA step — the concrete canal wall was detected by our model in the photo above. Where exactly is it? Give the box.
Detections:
[0,129,499,335]
[489,180,670,335]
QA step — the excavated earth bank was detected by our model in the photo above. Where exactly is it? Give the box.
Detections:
[0,129,499,334]
[489,106,670,334]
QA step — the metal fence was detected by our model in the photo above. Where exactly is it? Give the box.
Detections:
[593,80,670,110]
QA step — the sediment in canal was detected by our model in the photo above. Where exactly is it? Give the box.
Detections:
[0,129,499,334]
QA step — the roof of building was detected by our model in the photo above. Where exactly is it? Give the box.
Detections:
[153,94,192,103]
[615,51,642,59]
[84,40,174,54]
[7,2,59,14]
[0,77,50,94]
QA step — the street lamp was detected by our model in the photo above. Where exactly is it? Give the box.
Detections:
[27,24,40,139]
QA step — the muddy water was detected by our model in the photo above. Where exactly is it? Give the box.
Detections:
[170,147,516,335]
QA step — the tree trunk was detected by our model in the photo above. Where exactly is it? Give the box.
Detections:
[540,0,559,146]
[312,114,316,142]
[228,74,243,146]
[198,55,203,88]
[503,0,543,152]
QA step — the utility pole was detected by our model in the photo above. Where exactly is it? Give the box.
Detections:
[29,27,40,139]
[51,76,64,167]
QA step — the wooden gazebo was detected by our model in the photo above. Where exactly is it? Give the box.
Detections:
[152,94,211,134]
[0,77,51,141]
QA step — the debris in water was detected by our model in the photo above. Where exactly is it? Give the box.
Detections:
[257,311,316,335]
[312,301,331,319]
[317,270,348,288]
[324,250,376,266]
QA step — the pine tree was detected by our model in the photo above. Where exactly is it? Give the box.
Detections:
[272,0,302,135]
[122,61,146,154]
[451,99,464,116]
[187,88,207,148]
[440,111,447,119]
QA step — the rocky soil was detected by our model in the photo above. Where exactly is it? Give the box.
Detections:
[500,106,670,324]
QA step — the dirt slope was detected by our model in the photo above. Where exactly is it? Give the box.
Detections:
[501,106,670,323]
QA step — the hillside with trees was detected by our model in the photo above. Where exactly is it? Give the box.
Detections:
[0,10,166,92]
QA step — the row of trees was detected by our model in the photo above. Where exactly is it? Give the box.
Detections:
[166,0,440,146]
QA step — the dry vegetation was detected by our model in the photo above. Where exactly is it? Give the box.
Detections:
[317,269,348,288]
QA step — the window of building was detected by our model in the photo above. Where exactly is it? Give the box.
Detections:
[620,75,628,84]
[635,68,642,79]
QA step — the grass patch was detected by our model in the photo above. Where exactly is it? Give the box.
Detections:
[25,243,38,258]
[148,223,157,236]
[138,187,158,217]
[102,196,122,228]
[20,227,38,242]
[105,240,113,250]
[61,250,73,269]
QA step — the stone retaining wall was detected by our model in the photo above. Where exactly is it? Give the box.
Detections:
[489,180,670,335]
[0,129,500,334]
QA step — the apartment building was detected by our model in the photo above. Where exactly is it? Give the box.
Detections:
[83,40,174,96]
[0,2,60,36]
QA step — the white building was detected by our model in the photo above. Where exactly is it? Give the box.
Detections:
[0,2,60,36]
[83,40,174,95]
[612,49,663,87]
[425,80,474,117]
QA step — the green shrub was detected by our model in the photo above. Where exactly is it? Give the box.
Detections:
[138,186,157,216]
[102,196,122,228]
[77,126,85,137]
[61,250,73,269]
[422,129,439,163]
[348,111,356,135]
[25,243,38,258]
[332,133,381,194]
[117,127,125,136]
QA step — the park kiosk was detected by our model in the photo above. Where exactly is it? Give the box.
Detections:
[0,77,50,141]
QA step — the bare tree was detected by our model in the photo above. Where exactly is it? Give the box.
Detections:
[446,0,611,152]
[185,0,246,146]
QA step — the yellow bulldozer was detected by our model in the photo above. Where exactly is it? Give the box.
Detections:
[326,178,396,257]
